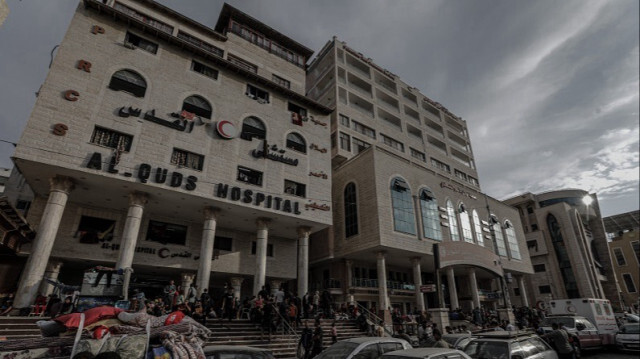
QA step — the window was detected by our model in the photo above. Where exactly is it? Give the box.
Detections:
[446,200,460,241]
[171,148,204,171]
[352,137,370,154]
[288,102,307,116]
[284,180,306,197]
[468,176,479,186]
[352,344,379,359]
[381,134,404,152]
[191,60,218,80]
[114,2,173,34]
[514,288,520,296]
[339,132,351,151]
[431,158,451,173]
[124,31,158,54]
[533,264,546,272]
[391,178,416,235]
[459,204,474,243]
[526,206,534,214]
[410,148,426,162]
[539,285,552,294]
[531,223,539,231]
[613,247,627,266]
[228,54,258,73]
[339,114,350,127]
[492,219,508,257]
[527,240,538,250]
[251,241,274,257]
[108,69,147,97]
[182,95,212,119]
[15,200,31,212]
[177,31,223,57]
[344,183,358,237]
[286,132,306,153]
[240,116,266,141]
[623,274,637,293]
[76,216,115,244]
[214,236,232,251]
[90,126,133,152]
[228,21,305,68]
[504,221,521,260]
[420,188,442,241]
[631,241,639,264]
[455,169,468,181]
[246,84,269,103]
[352,121,376,139]
[272,74,290,89]
[472,210,484,246]
[237,166,263,186]
[146,220,187,245]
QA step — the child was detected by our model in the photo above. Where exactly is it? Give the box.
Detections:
[331,321,337,343]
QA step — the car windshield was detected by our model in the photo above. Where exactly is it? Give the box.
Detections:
[621,324,640,334]
[315,342,360,358]
[541,317,575,328]
[464,340,509,359]
[626,314,640,322]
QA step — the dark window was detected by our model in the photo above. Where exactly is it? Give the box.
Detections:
[124,31,158,54]
[613,248,626,266]
[182,95,212,119]
[246,84,269,103]
[228,20,305,68]
[113,2,173,34]
[339,114,350,127]
[339,132,351,151]
[352,137,370,154]
[190,60,218,80]
[272,74,290,89]
[526,206,534,214]
[527,240,538,250]
[286,132,306,153]
[15,200,31,212]
[533,264,546,272]
[228,53,258,73]
[539,285,552,294]
[352,120,375,139]
[240,117,266,141]
[632,241,640,263]
[177,31,223,57]
[514,288,520,296]
[214,236,232,251]
[431,158,451,173]
[146,220,187,245]
[237,166,263,186]
[284,180,306,197]
[468,176,479,186]
[344,183,358,237]
[76,216,116,244]
[531,223,539,231]
[171,148,204,171]
[411,148,426,162]
[90,126,133,152]
[381,134,404,152]
[547,214,580,298]
[391,177,416,235]
[108,69,147,97]
[288,102,307,116]
[251,241,274,257]
[623,273,637,293]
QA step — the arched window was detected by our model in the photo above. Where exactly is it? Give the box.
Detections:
[391,178,416,235]
[547,214,580,298]
[504,220,521,260]
[459,203,474,243]
[240,116,266,141]
[344,183,358,237]
[182,95,212,119]
[108,69,147,97]
[472,210,484,246]
[446,200,460,241]
[419,188,441,241]
[286,132,306,153]
[491,215,507,256]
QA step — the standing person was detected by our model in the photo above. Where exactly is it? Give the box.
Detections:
[302,291,310,319]
[288,300,298,330]
[260,299,273,342]
[187,284,198,306]
[274,287,285,306]
[200,289,211,317]
[299,321,313,359]
[331,321,338,344]
[312,291,320,316]
[163,280,176,309]
[310,321,324,358]
[431,330,452,348]
[542,323,574,359]
[222,288,236,322]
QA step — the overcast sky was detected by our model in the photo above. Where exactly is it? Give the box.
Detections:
[0,0,638,216]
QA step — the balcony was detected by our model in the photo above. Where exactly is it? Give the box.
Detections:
[427,135,448,155]
[346,53,371,78]
[349,92,375,117]
[374,71,397,95]
[404,106,421,125]
[422,101,441,121]
[378,107,402,131]
[448,131,471,152]
[348,72,373,98]
[407,124,423,141]
[445,115,467,138]
[350,278,415,291]
[376,89,399,113]
[425,119,445,139]
[402,88,418,106]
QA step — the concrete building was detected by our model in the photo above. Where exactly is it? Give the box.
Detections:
[0,167,11,194]
[7,0,332,310]
[305,38,533,322]
[504,190,622,310]
[604,210,640,312]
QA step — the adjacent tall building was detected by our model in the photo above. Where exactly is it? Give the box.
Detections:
[604,210,640,313]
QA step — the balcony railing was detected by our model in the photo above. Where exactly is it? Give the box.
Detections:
[351,278,415,291]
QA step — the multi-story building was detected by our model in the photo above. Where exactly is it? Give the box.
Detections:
[604,210,640,312]
[0,167,11,194]
[7,0,332,311]
[306,38,533,321]
[504,189,621,309]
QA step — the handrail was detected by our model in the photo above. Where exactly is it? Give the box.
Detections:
[356,303,393,337]
[270,303,300,345]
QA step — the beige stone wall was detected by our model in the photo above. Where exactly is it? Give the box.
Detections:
[609,231,640,310]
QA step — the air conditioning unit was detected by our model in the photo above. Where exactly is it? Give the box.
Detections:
[123,42,136,50]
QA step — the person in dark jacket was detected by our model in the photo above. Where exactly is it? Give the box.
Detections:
[310,322,324,358]
[299,321,313,359]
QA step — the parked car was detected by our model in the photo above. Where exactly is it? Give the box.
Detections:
[441,333,472,350]
[203,345,275,359]
[540,315,602,352]
[463,331,558,359]
[381,347,472,359]
[615,323,640,352]
[315,337,412,359]
[615,312,640,324]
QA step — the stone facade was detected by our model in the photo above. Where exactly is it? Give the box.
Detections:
[604,211,640,312]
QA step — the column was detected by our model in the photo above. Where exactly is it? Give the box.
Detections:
[297,226,311,297]
[346,259,353,289]
[518,276,529,307]
[115,191,148,270]
[13,175,74,309]
[446,267,459,310]
[253,218,270,296]
[230,277,244,300]
[412,257,425,311]
[377,251,389,311]
[38,260,64,297]
[469,268,481,310]
[181,273,195,291]
[196,207,219,295]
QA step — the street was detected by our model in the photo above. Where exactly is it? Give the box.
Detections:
[582,350,638,359]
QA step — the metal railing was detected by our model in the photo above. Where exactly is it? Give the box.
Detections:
[356,303,394,337]
[269,303,300,346]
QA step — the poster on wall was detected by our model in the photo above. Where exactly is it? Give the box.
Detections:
[76,216,116,244]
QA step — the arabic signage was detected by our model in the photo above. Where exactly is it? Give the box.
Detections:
[99,242,202,260]
[117,106,211,134]
[420,284,436,293]
[251,141,299,166]
[440,181,478,200]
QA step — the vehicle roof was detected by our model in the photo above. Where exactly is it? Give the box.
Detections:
[203,345,271,353]
[341,337,409,345]
[442,333,471,337]
[472,330,537,339]
[382,348,464,358]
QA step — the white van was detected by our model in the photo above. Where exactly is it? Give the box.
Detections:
[549,298,618,344]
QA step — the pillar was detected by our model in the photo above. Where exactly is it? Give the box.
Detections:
[412,257,425,311]
[377,251,389,311]
[181,273,195,291]
[346,259,353,289]
[253,218,270,296]
[518,276,529,307]
[196,207,219,295]
[446,267,459,310]
[38,260,64,297]
[230,277,243,300]
[115,191,148,270]
[469,268,481,310]
[297,226,311,297]
[13,176,74,309]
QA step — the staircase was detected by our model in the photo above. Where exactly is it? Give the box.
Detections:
[0,316,44,341]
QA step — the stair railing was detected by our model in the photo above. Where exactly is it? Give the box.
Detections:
[270,303,300,348]
[356,303,393,337]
